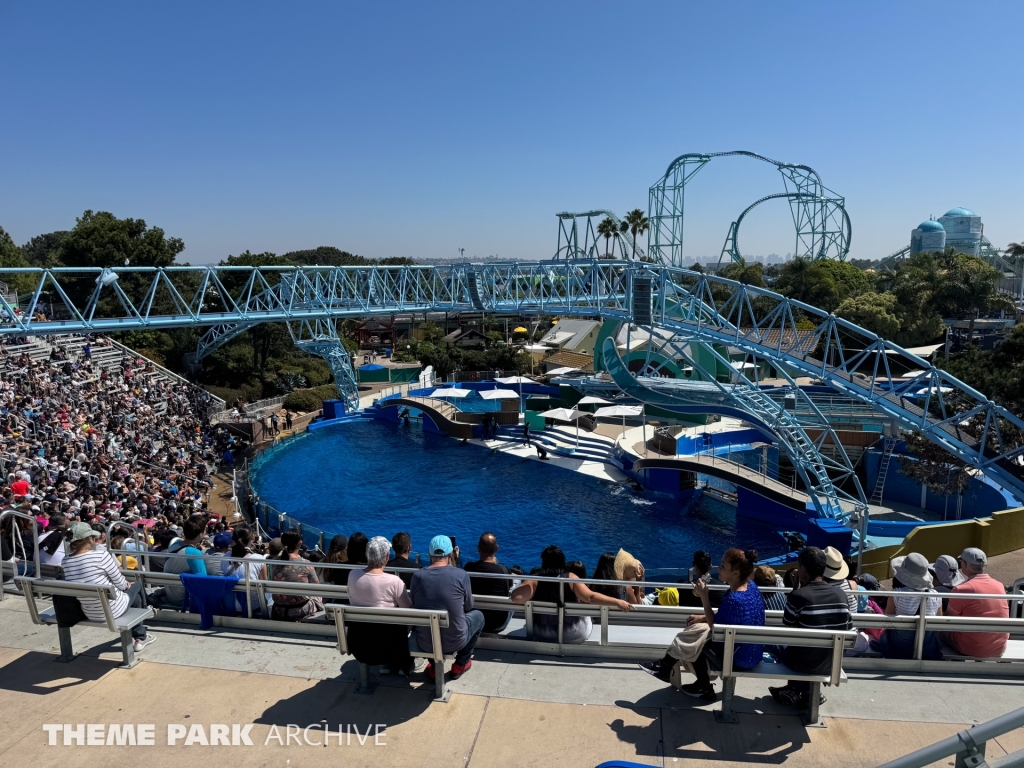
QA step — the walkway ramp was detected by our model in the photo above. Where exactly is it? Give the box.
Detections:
[632,453,811,510]
[378,396,474,439]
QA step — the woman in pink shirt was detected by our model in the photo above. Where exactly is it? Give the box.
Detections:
[346,536,416,676]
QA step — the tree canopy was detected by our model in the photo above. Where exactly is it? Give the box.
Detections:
[59,210,185,268]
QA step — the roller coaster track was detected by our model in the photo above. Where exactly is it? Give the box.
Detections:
[2,260,1022,506]
[649,150,852,268]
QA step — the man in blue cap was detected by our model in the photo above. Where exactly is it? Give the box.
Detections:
[410,534,484,680]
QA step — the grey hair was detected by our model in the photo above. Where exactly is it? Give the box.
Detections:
[366,536,392,569]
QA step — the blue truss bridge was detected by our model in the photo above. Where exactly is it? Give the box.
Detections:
[1,258,1022,524]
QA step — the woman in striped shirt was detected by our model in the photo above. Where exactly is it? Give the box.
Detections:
[61,522,155,652]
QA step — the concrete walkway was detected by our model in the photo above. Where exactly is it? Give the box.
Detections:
[1,596,1022,766]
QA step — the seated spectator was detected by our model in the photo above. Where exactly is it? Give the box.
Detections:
[206,530,233,575]
[929,554,965,613]
[566,560,586,578]
[61,522,155,652]
[942,548,1009,658]
[346,536,418,676]
[150,518,208,609]
[463,532,512,633]
[677,549,724,608]
[109,532,139,570]
[591,552,623,599]
[641,549,764,701]
[874,553,943,660]
[38,512,69,569]
[410,535,484,680]
[336,532,368,587]
[613,549,646,605]
[320,534,349,587]
[270,530,323,621]
[386,531,418,589]
[768,546,852,709]
[823,546,860,614]
[511,545,631,644]
[221,525,267,615]
[754,565,788,612]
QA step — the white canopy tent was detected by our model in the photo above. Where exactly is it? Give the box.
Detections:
[537,407,587,448]
[495,375,533,412]
[478,389,521,400]
[545,366,579,376]
[577,395,611,406]
[593,404,643,435]
[429,387,471,398]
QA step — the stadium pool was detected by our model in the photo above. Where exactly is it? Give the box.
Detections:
[249,419,787,575]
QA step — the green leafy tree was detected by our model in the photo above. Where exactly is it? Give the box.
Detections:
[775,257,869,312]
[719,259,766,287]
[60,210,184,268]
[836,292,900,340]
[20,231,68,268]
[932,249,1013,338]
[418,321,443,344]
[622,209,650,261]
[0,226,35,296]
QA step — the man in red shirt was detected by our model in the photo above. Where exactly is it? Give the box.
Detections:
[943,548,1009,658]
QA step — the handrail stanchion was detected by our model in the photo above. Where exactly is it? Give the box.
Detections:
[914,596,927,661]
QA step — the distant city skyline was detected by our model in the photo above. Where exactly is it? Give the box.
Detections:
[1,2,1022,266]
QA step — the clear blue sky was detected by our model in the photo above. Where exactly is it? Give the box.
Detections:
[2,2,1022,265]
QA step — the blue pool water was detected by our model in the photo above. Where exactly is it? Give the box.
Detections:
[250,419,787,575]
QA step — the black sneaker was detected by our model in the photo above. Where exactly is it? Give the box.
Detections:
[637,661,672,683]
[798,691,827,708]
[769,685,802,707]
[681,682,717,702]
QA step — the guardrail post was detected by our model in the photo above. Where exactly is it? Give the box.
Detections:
[914,598,927,661]
[953,729,986,768]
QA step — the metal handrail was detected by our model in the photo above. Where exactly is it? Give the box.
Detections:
[0,509,40,578]
[878,705,1024,768]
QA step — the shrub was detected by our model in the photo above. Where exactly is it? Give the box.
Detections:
[281,383,340,413]
[282,390,322,413]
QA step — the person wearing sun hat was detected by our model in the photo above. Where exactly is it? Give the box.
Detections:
[872,552,944,660]
[612,548,647,605]
[61,521,155,653]
[822,546,860,614]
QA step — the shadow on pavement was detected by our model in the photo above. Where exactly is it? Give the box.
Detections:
[255,675,432,729]
[0,650,118,694]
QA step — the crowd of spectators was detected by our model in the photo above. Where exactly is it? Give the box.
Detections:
[0,336,1014,690]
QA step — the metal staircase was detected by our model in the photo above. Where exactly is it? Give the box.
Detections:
[870,437,899,506]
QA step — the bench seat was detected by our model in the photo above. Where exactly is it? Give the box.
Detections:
[38,605,152,633]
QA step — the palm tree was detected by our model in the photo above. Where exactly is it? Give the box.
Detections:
[1005,241,1024,265]
[623,209,650,261]
[596,217,620,258]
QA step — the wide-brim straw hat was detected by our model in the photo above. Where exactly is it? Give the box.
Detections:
[823,546,850,580]
[613,548,642,581]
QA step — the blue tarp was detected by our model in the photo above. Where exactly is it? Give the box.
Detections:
[360,363,386,371]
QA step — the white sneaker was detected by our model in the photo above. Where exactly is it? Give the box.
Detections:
[133,635,156,653]
[412,658,428,673]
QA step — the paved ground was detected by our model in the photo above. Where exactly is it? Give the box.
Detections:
[1,595,1022,767]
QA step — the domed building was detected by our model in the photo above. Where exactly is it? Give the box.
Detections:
[909,218,945,255]
[937,207,982,257]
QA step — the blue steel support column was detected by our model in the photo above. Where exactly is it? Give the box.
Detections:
[288,319,360,413]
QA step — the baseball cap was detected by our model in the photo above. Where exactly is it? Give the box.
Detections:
[428,535,453,557]
[959,548,987,568]
[69,521,101,542]
[213,531,233,548]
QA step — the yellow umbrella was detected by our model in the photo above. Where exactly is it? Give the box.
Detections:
[513,326,528,333]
